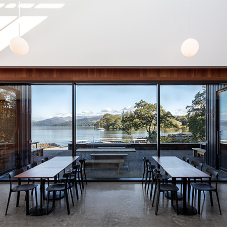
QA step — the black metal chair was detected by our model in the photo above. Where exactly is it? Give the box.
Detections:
[61,169,79,200]
[142,157,150,187]
[46,172,74,215]
[187,160,203,198]
[79,159,87,186]
[5,169,38,215]
[144,162,156,198]
[191,168,222,215]
[153,173,179,215]
[73,158,87,191]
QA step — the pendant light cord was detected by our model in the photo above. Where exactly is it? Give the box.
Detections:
[189,0,191,38]
[19,1,20,37]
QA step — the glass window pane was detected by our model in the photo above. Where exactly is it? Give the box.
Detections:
[76,85,157,178]
[31,85,72,163]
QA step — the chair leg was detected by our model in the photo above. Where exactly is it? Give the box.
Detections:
[191,187,194,207]
[74,178,79,200]
[147,171,151,194]
[65,189,70,215]
[155,189,160,215]
[198,190,201,214]
[25,191,29,215]
[145,171,148,190]
[171,191,173,207]
[209,191,213,206]
[215,190,222,215]
[83,167,87,185]
[5,191,12,215]
[150,176,154,200]
[78,171,82,192]
[35,187,38,206]
[16,191,20,207]
[175,191,179,215]
[80,171,84,189]
[69,187,74,206]
[46,191,50,215]
[152,181,157,207]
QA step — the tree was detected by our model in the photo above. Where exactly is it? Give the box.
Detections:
[95,113,122,130]
[176,116,188,126]
[122,100,177,140]
[186,87,206,142]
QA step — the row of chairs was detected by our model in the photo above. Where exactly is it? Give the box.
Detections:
[142,156,222,215]
[5,157,87,215]
[182,156,222,215]
[142,157,177,215]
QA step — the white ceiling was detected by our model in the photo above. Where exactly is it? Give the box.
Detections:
[0,0,227,67]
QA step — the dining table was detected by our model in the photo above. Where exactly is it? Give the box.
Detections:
[152,156,210,215]
[14,156,79,216]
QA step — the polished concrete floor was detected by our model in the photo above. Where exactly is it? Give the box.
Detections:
[0,182,226,227]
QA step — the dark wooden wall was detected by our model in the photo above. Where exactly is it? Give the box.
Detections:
[0,68,227,82]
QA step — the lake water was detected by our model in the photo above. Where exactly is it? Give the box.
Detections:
[32,126,188,146]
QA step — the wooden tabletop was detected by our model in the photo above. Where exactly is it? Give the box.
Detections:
[152,156,210,178]
[76,148,136,152]
[14,156,79,179]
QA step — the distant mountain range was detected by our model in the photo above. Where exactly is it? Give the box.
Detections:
[32,116,103,126]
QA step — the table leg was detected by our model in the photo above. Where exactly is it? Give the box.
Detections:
[29,178,53,216]
[165,177,183,200]
[173,178,197,215]
[26,191,29,215]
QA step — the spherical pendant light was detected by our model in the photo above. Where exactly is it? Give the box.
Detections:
[10,1,29,55]
[10,36,29,55]
[181,38,199,57]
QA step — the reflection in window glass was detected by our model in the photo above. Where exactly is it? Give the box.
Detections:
[0,85,31,175]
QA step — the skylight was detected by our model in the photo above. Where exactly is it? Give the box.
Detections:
[35,4,65,9]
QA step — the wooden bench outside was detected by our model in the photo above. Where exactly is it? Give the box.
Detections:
[192,148,206,161]
[76,148,136,153]
[90,153,129,168]
[85,159,124,174]
[31,147,44,156]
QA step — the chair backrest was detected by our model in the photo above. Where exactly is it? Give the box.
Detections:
[62,172,72,189]
[182,156,189,163]
[191,160,203,171]
[148,162,156,171]
[41,157,48,163]
[27,161,37,170]
[206,168,219,187]
[8,169,24,188]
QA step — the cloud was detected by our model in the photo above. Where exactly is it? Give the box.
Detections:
[173,108,187,116]
[101,107,112,112]
[122,106,135,112]
[123,106,132,110]
[82,110,93,114]
[113,109,121,113]
[55,113,72,117]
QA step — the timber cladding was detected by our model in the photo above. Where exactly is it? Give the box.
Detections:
[0,68,227,82]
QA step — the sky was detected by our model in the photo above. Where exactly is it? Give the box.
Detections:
[31,85,204,121]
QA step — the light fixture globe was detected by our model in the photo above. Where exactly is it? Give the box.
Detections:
[10,37,29,55]
[181,38,199,57]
